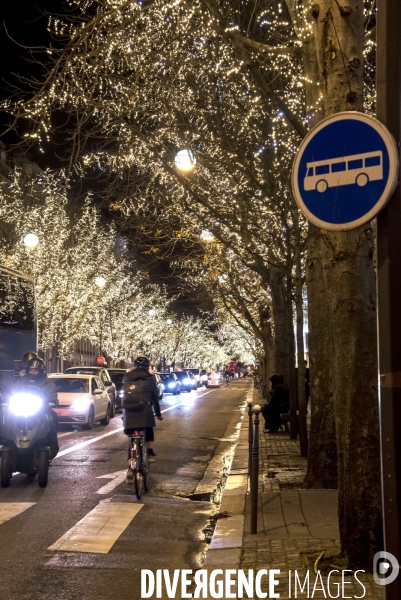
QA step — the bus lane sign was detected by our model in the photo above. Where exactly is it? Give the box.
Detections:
[291,111,399,231]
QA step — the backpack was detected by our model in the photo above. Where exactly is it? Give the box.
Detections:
[122,378,148,411]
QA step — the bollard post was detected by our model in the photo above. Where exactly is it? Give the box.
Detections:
[247,400,253,483]
[251,404,261,535]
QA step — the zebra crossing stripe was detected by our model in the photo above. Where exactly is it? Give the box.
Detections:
[0,503,36,525]
[47,501,143,554]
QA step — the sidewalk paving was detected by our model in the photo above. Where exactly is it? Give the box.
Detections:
[204,386,385,599]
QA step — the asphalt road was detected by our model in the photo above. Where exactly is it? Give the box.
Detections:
[0,380,250,600]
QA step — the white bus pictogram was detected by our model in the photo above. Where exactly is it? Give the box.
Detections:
[304,150,383,193]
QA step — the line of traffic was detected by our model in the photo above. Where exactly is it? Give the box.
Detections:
[55,388,216,459]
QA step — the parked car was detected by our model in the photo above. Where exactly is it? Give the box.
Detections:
[173,371,197,392]
[63,367,117,417]
[49,374,111,430]
[158,373,181,395]
[106,368,127,410]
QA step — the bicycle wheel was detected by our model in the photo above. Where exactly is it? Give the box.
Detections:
[142,445,150,492]
[134,445,143,499]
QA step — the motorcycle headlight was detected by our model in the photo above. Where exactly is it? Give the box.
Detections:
[9,393,43,418]
[119,389,124,397]
[72,396,91,411]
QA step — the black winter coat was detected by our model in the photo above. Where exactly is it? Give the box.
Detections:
[122,368,161,429]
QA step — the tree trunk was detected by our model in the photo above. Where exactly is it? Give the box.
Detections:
[294,221,308,457]
[304,223,338,488]
[49,343,60,374]
[269,266,297,436]
[309,0,382,567]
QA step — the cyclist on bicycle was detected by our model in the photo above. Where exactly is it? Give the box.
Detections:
[122,356,163,483]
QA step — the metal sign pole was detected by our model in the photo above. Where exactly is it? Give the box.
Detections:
[377,0,401,596]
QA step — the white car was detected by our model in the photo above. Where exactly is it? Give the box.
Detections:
[48,374,111,430]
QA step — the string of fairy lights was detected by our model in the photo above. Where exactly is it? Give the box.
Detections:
[0,0,377,364]
[0,169,248,366]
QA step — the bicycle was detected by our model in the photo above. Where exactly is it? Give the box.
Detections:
[128,430,150,499]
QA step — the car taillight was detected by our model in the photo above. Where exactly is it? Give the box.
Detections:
[131,449,137,458]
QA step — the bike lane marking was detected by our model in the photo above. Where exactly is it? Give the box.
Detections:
[0,503,36,525]
[54,389,215,460]
[46,388,223,554]
[47,502,143,554]
[95,470,127,495]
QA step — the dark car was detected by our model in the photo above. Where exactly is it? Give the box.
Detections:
[158,373,181,395]
[64,367,117,416]
[173,371,197,392]
[106,368,127,410]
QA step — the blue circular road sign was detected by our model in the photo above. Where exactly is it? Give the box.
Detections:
[291,112,399,231]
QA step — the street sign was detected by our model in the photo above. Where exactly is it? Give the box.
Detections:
[96,356,105,365]
[255,358,260,365]
[291,111,399,231]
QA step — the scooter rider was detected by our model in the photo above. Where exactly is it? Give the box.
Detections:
[19,352,39,377]
[14,358,59,459]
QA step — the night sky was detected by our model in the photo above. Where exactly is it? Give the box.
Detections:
[0,1,68,162]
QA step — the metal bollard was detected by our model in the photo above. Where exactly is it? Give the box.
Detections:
[247,400,253,483]
[251,404,261,535]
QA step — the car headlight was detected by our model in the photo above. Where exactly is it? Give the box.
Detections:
[72,397,92,411]
[183,378,191,385]
[168,382,175,388]
[9,393,43,418]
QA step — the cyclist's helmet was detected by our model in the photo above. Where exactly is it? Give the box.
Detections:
[134,356,150,369]
[21,352,39,369]
[26,358,46,381]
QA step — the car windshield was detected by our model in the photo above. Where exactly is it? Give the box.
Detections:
[174,372,188,380]
[52,378,90,393]
[108,372,125,384]
[187,369,199,375]
[160,374,174,381]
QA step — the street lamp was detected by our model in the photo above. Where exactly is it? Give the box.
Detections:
[95,277,106,288]
[149,309,156,316]
[174,149,196,171]
[23,232,39,248]
[166,318,172,325]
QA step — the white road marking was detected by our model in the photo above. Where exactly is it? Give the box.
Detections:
[54,389,215,460]
[0,503,36,525]
[95,470,127,495]
[48,501,143,554]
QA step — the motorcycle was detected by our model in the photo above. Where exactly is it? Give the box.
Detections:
[0,392,54,488]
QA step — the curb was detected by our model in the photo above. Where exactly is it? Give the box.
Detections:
[203,384,253,567]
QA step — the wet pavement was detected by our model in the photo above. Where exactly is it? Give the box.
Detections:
[0,381,251,600]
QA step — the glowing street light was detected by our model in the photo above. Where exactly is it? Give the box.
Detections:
[174,149,196,171]
[200,229,214,242]
[149,309,156,316]
[166,318,172,325]
[95,277,106,288]
[23,232,40,248]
